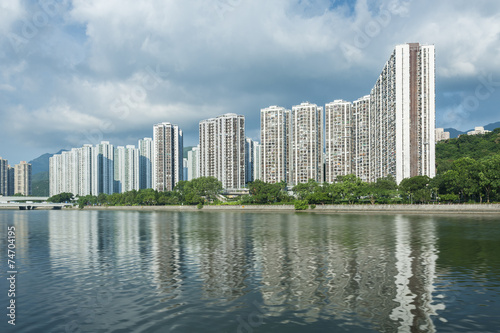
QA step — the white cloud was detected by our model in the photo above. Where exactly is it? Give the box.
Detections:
[2,0,500,162]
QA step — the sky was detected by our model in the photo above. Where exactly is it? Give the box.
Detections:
[1,0,500,164]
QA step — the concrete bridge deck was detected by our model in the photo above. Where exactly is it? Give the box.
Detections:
[0,203,71,210]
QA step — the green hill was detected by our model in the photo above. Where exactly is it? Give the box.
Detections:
[436,127,500,173]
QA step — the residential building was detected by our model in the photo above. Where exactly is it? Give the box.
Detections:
[153,122,184,192]
[8,166,14,196]
[325,100,352,183]
[290,102,323,185]
[114,145,139,193]
[14,161,32,196]
[93,141,114,195]
[199,113,245,190]
[260,106,290,184]
[183,158,188,182]
[78,144,94,196]
[253,142,261,181]
[50,148,80,197]
[352,95,371,182]
[0,157,7,196]
[187,146,200,181]
[369,43,435,183]
[245,138,257,184]
[138,138,153,189]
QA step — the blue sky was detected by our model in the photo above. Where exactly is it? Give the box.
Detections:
[1,0,500,164]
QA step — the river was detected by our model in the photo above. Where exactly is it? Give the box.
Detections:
[1,210,499,332]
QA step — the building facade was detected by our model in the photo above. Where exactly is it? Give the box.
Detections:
[0,157,7,196]
[260,106,290,184]
[138,138,153,189]
[93,141,114,195]
[187,146,199,181]
[325,100,352,183]
[352,95,371,182]
[7,166,14,196]
[369,43,435,183]
[245,138,257,184]
[153,123,184,192]
[253,142,261,181]
[199,114,245,190]
[14,161,32,196]
[290,102,323,185]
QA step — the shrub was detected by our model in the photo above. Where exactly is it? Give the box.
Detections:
[294,200,308,210]
[196,203,203,209]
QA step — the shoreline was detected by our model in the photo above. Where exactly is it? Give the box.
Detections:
[64,204,500,214]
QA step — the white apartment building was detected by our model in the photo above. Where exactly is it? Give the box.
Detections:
[369,43,435,183]
[138,138,153,189]
[253,142,261,181]
[260,106,290,184]
[153,123,183,192]
[79,144,93,196]
[290,102,323,185]
[14,161,32,196]
[187,146,199,181]
[93,141,114,195]
[352,95,371,182]
[199,113,245,190]
[325,100,352,183]
[114,145,140,193]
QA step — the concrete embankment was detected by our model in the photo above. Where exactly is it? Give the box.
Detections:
[74,204,500,214]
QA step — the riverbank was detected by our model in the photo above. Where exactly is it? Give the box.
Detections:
[72,204,500,214]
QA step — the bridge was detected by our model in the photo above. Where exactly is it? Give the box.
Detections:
[0,197,72,210]
[0,202,71,210]
[0,196,49,202]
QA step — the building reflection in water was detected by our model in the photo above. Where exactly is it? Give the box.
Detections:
[49,210,99,274]
[45,211,447,331]
[184,212,248,301]
[12,212,30,262]
[149,212,184,300]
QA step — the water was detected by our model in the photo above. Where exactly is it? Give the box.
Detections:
[0,210,499,333]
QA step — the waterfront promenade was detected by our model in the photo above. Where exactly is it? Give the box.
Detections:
[76,204,500,214]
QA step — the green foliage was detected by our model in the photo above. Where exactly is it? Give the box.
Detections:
[196,203,203,209]
[77,195,98,209]
[294,200,309,210]
[48,192,74,203]
[248,180,291,204]
[436,128,500,173]
[175,177,223,203]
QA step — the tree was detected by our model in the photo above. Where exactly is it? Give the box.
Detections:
[451,157,481,202]
[48,192,74,203]
[97,193,108,205]
[480,154,500,203]
[337,174,365,204]
[399,176,430,203]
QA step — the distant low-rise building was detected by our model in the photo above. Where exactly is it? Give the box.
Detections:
[435,128,450,142]
[467,126,491,136]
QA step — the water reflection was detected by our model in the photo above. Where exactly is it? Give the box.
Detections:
[30,211,500,332]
